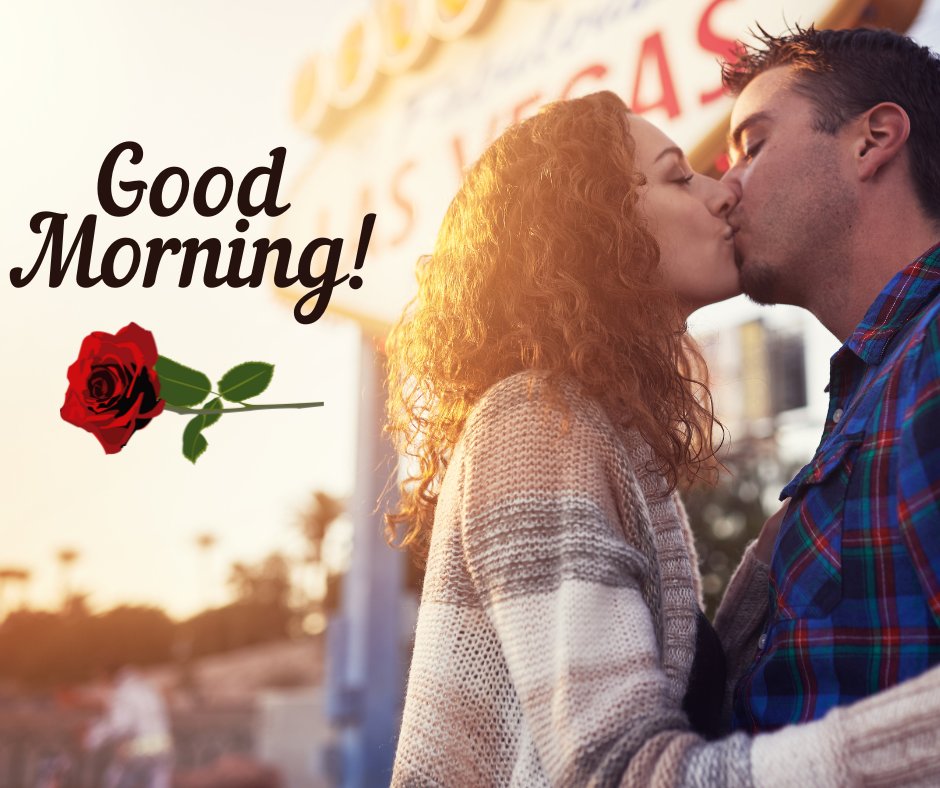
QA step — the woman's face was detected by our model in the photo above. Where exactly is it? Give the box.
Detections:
[628,115,740,314]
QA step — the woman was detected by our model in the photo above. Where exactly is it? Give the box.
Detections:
[384,91,940,786]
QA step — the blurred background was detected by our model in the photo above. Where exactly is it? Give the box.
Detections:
[1,0,939,785]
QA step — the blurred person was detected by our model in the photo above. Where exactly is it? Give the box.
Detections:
[721,26,940,733]
[83,665,173,788]
[384,90,940,785]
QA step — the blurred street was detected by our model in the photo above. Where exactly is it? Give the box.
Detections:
[0,638,333,788]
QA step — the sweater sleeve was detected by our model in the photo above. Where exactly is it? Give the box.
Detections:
[458,374,940,787]
[750,663,940,786]
[713,541,770,730]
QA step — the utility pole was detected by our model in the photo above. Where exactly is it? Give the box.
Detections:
[325,333,405,787]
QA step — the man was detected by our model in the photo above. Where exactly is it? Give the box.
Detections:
[720,25,940,732]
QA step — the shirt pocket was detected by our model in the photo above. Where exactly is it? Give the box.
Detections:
[772,434,863,619]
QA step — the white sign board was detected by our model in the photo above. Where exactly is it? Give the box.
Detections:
[275,0,917,331]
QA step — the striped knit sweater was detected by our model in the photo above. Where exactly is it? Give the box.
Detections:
[392,371,940,787]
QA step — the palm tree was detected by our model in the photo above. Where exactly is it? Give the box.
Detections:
[9,568,30,609]
[195,532,217,610]
[56,548,80,609]
[0,567,29,621]
[295,491,346,619]
[297,491,345,565]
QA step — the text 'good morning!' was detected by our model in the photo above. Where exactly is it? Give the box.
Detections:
[10,142,376,325]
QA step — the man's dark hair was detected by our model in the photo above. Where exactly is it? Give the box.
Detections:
[722,25,940,223]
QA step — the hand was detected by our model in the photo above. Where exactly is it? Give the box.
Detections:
[754,499,789,564]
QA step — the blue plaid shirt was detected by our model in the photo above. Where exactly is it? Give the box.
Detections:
[733,242,940,731]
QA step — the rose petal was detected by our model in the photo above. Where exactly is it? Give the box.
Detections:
[116,323,160,366]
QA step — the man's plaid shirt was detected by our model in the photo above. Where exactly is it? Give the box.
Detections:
[734,241,940,731]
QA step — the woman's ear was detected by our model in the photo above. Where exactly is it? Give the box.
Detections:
[855,102,911,181]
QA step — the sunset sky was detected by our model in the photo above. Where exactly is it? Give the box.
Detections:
[0,1,369,618]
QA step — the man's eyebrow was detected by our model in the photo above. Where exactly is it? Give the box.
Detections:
[654,145,684,164]
[727,111,772,151]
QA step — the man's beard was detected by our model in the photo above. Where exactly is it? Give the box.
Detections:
[737,253,782,306]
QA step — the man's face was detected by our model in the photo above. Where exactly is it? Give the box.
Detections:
[722,66,857,307]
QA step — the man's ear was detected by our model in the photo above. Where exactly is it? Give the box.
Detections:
[855,102,910,181]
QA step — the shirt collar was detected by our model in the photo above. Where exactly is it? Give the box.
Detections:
[844,241,940,365]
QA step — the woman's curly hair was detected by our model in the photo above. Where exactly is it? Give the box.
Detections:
[384,90,720,564]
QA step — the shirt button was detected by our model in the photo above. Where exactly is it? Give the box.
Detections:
[832,408,844,424]
[758,633,767,650]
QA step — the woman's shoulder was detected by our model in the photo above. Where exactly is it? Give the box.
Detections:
[455,370,630,497]
[463,371,669,482]
[466,370,609,437]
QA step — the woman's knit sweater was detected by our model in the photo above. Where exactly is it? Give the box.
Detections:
[391,371,940,787]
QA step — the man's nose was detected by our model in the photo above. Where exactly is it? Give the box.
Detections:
[708,177,739,217]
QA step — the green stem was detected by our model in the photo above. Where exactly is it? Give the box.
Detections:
[164,402,324,415]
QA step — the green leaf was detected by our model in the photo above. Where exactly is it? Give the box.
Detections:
[217,362,274,402]
[182,419,208,464]
[155,356,212,407]
[181,398,223,464]
[194,397,223,429]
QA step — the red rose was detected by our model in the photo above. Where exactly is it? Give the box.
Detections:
[61,322,165,454]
